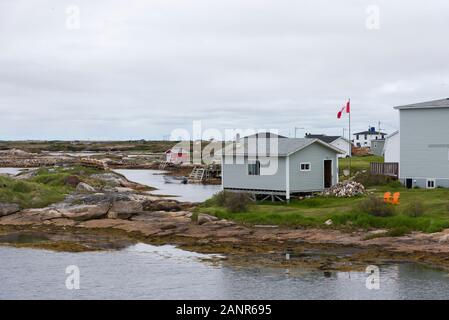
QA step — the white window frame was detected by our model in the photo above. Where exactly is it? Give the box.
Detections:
[426,179,436,189]
[300,162,311,172]
[247,160,261,176]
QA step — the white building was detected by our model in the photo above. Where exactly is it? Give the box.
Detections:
[353,129,387,147]
[305,134,352,158]
[382,130,400,163]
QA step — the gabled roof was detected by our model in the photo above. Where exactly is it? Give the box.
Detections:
[305,134,339,143]
[243,132,288,139]
[394,98,449,110]
[305,134,351,144]
[385,130,399,139]
[353,130,386,135]
[219,137,344,156]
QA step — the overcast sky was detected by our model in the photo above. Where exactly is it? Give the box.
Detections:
[1,0,448,140]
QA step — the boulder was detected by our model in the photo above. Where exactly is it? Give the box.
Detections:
[76,182,96,193]
[0,203,20,217]
[197,213,219,225]
[59,203,110,221]
[90,173,123,187]
[107,200,143,219]
[143,200,181,212]
[65,175,81,187]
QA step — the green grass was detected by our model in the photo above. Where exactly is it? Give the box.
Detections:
[0,165,103,209]
[339,155,383,176]
[197,187,449,234]
[0,176,71,209]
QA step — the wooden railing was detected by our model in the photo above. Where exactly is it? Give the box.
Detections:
[370,162,399,178]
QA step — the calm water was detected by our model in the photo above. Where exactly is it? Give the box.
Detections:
[0,167,24,175]
[115,169,221,202]
[1,244,449,300]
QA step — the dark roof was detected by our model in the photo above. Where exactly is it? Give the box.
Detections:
[243,132,288,139]
[353,131,386,135]
[394,98,449,110]
[305,134,341,144]
[219,138,344,156]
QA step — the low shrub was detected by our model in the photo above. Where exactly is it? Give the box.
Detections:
[386,226,411,237]
[403,200,425,217]
[358,195,395,217]
[354,172,396,187]
[11,181,33,193]
[207,191,251,213]
[64,175,81,187]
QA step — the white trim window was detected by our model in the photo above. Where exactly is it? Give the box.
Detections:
[248,160,260,176]
[300,162,311,172]
[426,179,436,189]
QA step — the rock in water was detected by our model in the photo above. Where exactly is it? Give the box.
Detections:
[0,203,20,217]
[76,182,96,193]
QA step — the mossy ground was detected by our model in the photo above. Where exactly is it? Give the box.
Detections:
[0,165,103,209]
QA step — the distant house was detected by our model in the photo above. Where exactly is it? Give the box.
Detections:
[353,129,387,147]
[383,130,400,163]
[165,147,189,164]
[220,132,344,200]
[305,134,352,158]
[371,139,386,156]
[394,98,449,189]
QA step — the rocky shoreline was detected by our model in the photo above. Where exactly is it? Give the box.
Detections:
[1,168,449,271]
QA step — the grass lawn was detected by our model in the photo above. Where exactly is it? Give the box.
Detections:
[339,155,384,177]
[198,186,449,234]
[0,166,103,209]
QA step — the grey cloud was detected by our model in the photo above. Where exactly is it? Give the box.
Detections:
[0,0,448,140]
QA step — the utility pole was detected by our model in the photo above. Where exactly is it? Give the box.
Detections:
[294,127,305,138]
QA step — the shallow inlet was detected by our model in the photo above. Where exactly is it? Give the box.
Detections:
[1,244,449,299]
[114,169,221,202]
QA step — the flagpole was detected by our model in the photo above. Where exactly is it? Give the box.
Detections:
[348,98,351,178]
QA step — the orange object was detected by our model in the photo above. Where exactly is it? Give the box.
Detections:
[383,192,392,203]
[392,192,400,205]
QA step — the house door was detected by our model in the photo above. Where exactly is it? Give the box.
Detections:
[324,160,332,188]
[406,178,413,189]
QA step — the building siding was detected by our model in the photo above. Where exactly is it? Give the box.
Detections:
[384,132,400,163]
[289,143,338,192]
[371,140,385,156]
[221,142,339,193]
[222,156,287,191]
[331,138,351,158]
[399,108,449,186]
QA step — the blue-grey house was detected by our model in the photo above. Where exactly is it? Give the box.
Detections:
[394,98,449,189]
[220,133,344,200]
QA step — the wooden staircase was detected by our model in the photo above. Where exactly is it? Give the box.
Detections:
[188,166,209,183]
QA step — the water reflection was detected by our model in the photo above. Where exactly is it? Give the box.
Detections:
[1,245,448,300]
[114,169,221,202]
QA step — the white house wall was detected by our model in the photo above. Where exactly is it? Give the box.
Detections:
[384,132,400,163]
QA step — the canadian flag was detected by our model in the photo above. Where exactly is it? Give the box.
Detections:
[337,100,350,119]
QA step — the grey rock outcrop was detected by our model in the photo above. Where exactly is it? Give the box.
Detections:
[0,203,20,217]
